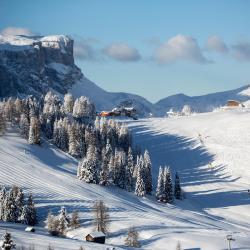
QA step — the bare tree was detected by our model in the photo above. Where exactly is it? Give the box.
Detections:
[93,200,110,234]
[124,226,140,248]
[70,211,80,229]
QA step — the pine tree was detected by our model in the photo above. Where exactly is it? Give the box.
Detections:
[23,193,37,226]
[19,114,29,139]
[156,166,164,202]
[143,150,152,194]
[46,211,55,234]
[0,111,6,136]
[15,187,24,221]
[99,148,110,186]
[70,211,80,229]
[125,147,134,191]
[174,172,182,200]
[135,158,146,197]
[0,186,6,220]
[58,207,69,235]
[13,98,22,123]
[63,93,74,113]
[124,227,140,248]
[28,117,40,145]
[93,200,109,234]
[77,145,99,183]
[43,91,61,122]
[163,166,173,203]
[1,231,15,250]
[68,123,79,157]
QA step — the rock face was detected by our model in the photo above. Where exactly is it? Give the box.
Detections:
[0,35,82,98]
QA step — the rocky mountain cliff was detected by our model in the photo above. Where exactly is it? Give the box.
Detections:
[0,35,82,98]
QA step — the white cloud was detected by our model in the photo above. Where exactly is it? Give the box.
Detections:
[0,27,35,36]
[74,39,97,61]
[232,41,250,62]
[103,43,141,62]
[205,35,228,53]
[153,34,210,64]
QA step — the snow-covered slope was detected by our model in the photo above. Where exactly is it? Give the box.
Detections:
[1,109,250,249]
[155,85,250,114]
[70,78,157,116]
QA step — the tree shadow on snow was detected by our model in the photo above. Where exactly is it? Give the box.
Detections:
[128,122,249,210]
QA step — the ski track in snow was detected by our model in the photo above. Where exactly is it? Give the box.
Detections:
[0,109,250,249]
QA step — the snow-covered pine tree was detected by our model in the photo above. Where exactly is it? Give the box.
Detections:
[0,112,6,136]
[124,226,140,248]
[125,147,134,192]
[163,166,173,203]
[63,93,74,113]
[44,119,53,139]
[58,207,69,235]
[117,151,127,189]
[19,114,29,140]
[143,150,152,194]
[13,98,22,123]
[107,154,115,184]
[118,124,131,152]
[1,231,15,250]
[15,187,24,221]
[4,98,15,123]
[28,116,41,145]
[70,211,80,229]
[93,200,109,234]
[73,96,96,123]
[135,157,146,197]
[156,166,164,202]
[57,118,69,151]
[46,211,55,234]
[174,172,182,200]
[68,123,79,157]
[4,189,16,222]
[25,193,37,225]
[99,147,110,186]
[77,145,99,183]
[43,91,61,122]
[0,186,6,220]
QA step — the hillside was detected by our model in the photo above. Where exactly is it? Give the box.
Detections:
[155,85,250,114]
[0,108,250,249]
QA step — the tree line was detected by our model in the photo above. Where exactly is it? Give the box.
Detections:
[0,92,182,202]
[0,185,37,226]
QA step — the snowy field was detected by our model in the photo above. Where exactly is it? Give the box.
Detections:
[0,108,250,249]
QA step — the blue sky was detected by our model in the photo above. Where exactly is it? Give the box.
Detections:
[1,0,250,102]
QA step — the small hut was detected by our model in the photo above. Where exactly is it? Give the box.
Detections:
[86,231,106,244]
[226,100,244,107]
[25,226,35,232]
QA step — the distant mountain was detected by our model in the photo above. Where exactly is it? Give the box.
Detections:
[1,34,250,117]
[155,85,250,115]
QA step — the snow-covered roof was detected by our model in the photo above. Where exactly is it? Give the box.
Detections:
[88,231,105,238]
[25,226,35,232]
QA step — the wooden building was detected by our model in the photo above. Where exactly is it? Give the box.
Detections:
[226,100,244,107]
[86,231,106,244]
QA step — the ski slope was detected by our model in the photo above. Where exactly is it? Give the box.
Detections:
[0,109,250,249]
